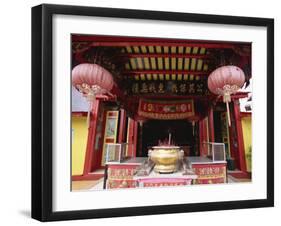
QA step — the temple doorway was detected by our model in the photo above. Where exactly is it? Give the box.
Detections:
[138,119,197,157]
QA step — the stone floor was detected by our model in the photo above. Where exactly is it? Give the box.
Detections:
[72,179,103,191]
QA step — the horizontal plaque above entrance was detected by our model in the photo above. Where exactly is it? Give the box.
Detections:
[138,99,194,120]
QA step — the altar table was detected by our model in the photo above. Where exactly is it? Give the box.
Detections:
[105,157,227,189]
[187,157,227,184]
[134,170,197,187]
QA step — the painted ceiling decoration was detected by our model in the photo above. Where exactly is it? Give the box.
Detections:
[72,35,251,118]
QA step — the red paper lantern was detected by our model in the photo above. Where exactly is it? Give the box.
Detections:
[72,63,115,125]
[208,65,245,126]
[72,63,114,101]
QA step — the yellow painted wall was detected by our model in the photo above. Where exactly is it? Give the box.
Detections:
[72,116,88,176]
[242,116,252,172]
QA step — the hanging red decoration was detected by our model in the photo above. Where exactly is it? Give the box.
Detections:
[208,65,245,126]
[72,63,115,125]
[72,63,114,99]
[138,99,194,120]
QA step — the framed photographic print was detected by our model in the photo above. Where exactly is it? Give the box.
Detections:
[32,4,274,221]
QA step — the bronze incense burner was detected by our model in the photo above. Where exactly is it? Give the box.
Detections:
[148,146,184,173]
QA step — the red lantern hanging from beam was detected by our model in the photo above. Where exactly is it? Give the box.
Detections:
[72,63,115,125]
[208,65,245,126]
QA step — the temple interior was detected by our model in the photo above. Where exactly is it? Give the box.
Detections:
[71,34,252,190]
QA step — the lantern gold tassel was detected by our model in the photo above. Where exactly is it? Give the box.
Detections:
[86,92,96,127]
[223,93,231,126]
[192,121,195,135]
[226,101,231,126]
[86,101,92,127]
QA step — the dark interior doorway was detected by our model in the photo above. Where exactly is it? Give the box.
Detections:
[139,119,196,157]
[214,111,223,143]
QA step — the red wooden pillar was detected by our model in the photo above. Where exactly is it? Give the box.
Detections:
[208,107,215,142]
[95,109,107,169]
[132,121,138,157]
[199,120,203,156]
[83,100,100,175]
[233,100,247,172]
[126,118,135,157]
[118,109,126,143]
[199,118,208,156]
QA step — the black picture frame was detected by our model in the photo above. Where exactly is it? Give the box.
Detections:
[32,4,274,222]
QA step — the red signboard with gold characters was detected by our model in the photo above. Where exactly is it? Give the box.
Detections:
[106,164,139,189]
[138,99,194,120]
[192,163,227,184]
